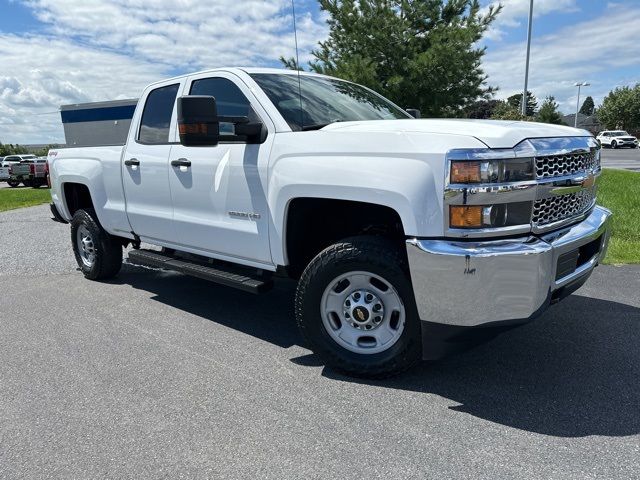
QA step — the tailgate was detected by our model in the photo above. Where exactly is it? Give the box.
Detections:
[11,164,30,176]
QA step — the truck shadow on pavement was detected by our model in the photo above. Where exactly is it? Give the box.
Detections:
[118,264,640,438]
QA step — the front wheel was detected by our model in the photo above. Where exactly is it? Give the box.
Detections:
[295,236,422,378]
[71,209,123,280]
[611,141,618,149]
[7,180,20,188]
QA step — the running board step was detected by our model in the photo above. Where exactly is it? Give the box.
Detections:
[127,249,273,294]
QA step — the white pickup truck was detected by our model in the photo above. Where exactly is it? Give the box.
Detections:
[49,68,611,377]
[1,154,38,187]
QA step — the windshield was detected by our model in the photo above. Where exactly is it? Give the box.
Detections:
[250,73,410,131]
[611,131,629,136]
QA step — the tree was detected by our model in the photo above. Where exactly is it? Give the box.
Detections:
[283,0,502,117]
[0,143,28,156]
[279,56,303,71]
[536,96,565,125]
[490,100,529,121]
[597,85,640,131]
[579,96,595,116]
[465,99,500,119]
[507,91,538,116]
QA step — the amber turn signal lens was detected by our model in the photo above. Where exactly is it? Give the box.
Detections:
[450,206,483,228]
[451,161,481,183]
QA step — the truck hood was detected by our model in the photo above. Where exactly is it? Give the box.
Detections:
[321,119,591,149]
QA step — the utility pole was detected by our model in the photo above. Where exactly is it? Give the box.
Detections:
[522,0,534,116]
[574,82,590,128]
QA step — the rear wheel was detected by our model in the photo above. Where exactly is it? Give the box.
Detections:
[71,209,122,280]
[296,236,421,378]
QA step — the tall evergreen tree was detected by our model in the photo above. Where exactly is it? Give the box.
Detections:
[507,91,538,116]
[579,96,595,116]
[283,0,501,117]
[536,96,564,125]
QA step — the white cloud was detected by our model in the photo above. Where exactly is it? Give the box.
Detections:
[0,0,327,144]
[21,0,326,68]
[482,0,579,41]
[0,34,167,143]
[483,4,640,113]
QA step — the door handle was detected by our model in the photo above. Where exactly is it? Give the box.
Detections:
[171,158,191,168]
[124,158,140,167]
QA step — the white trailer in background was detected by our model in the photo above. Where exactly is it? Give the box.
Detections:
[60,99,138,147]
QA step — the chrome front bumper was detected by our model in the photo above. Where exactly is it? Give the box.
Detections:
[406,205,611,327]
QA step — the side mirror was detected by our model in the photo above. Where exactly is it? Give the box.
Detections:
[406,108,421,119]
[177,96,220,146]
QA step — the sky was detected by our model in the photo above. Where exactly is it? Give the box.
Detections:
[0,0,638,144]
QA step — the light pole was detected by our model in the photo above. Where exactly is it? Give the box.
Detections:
[522,0,534,116]
[574,82,590,127]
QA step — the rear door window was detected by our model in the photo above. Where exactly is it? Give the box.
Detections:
[138,84,180,144]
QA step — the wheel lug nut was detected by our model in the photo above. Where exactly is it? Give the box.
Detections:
[353,293,360,300]
[345,300,351,307]
[375,316,382,323]
[365,294,373,302]
[373,304,381,312]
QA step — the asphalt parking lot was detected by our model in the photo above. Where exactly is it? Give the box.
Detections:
[601,147,640,171]
[1,204,639,479]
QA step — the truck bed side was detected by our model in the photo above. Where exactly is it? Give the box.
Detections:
[48,146,133,238]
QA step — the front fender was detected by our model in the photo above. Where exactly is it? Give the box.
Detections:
[268,154,442,266]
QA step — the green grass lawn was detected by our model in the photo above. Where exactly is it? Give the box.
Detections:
[598,169,640,264]
[0,186,51,212]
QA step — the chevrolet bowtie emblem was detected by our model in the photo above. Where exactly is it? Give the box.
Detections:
[581,173,596,188]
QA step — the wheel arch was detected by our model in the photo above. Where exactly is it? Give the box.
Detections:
[281,196,409,278]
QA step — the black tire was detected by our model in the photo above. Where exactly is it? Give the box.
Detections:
[7,180,20,188]
[71,209,122,280]
[23,179,33,187]
[611,140,617,149]
[295,236,422,378]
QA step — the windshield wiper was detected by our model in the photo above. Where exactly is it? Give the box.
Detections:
[301,123,331,131]
[300,119,342,131]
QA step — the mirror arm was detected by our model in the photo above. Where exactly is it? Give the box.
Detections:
[234,121,266,143]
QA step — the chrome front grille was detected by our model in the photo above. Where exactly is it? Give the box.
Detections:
[535,151,599,179]
[445,136,602,238]
[532,189,596,227]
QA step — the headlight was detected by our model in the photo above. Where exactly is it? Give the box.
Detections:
[450,158,534,184]
[449,202,531,229]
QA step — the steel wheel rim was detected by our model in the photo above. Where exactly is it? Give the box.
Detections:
[320,271,406,355]
[76,225,96,268]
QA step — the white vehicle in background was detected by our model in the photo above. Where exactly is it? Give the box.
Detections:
[48,68,611,378]
[0,154,37,187]
[596,130,639,149]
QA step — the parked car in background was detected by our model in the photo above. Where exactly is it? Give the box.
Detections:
[9,157,48,188]
[0,157,9,183]
[1,154,37,187]
[596,130,639,148]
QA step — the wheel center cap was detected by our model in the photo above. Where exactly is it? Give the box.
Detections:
[352,306,369,323]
